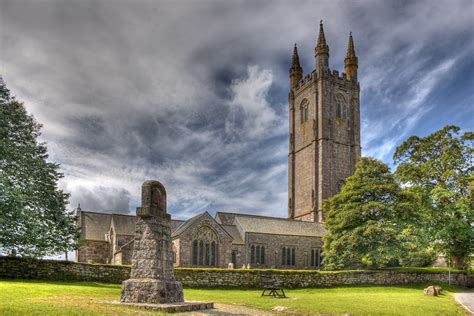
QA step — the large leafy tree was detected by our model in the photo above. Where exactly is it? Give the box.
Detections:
[322,157,419,269]
[393,125,473,268]
[0,78,79,257]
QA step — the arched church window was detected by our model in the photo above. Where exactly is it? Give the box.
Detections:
[231,250,237,267]
[310,248,322,267]
[281,247,286,265]
[192,225,219,267]
[192,240,198,265]
[335,93,347,118]
[282,246,296,266]
[205,243,210,265]
[211,241,217,266]
[300,99,309,124]
[251,245,266,265]
[199,240,204,265]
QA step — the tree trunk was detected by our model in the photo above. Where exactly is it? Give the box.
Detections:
[451,256,464,269]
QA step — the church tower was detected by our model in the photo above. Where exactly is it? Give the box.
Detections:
[288,22,361,223]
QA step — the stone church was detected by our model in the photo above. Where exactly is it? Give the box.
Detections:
[76,22,361,270]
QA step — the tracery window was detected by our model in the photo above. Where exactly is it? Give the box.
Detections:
[192,240,198,264]
[191,225,219,266]
[335,93,347,118]
[310,248,322,267]
[281,246,296,266]
[300,99,309,124]
[250,244,266,265]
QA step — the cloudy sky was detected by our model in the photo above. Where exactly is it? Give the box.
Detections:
[1,0,473,220]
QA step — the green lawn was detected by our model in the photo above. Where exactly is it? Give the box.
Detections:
[0,279,467,315]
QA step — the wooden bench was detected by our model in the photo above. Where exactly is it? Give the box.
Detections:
[260,274,286,298]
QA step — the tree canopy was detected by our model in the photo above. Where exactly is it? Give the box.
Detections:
[0,77,79,257]
[322,157,421,269]
[393,125,473,268]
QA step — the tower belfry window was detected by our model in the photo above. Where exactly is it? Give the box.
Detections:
[300,99,309,124]
[335,94,347,118]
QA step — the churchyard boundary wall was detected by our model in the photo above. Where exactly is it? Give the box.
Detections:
[0,256,472,288]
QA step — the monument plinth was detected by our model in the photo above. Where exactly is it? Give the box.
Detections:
[120,180,212,312]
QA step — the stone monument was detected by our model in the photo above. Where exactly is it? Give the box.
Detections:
[120,180,212,312]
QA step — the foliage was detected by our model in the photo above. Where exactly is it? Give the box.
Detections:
[322,157,420,269]
[398,226,437,267]
[398,245,437,267]
[0,77,79,257]
[393,125,473,268]
[0,279,467,315]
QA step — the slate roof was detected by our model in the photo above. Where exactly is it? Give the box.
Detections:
[170,219,186,231]
[80,211,112,241]
[221,224,244,245]
[217,212,326,237]
[79,210,185,240]
[79,209,325,244]
[215,212,236,225]
[171,212,209,238]
[111,214,136,235]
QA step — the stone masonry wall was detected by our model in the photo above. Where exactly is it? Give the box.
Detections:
[176,269,473,288]
[245,233,323,270]
[76,240,109,264]
[292,82,317,219]
[1,257,472,288]
[0,256,129,283]
[175,215,233,268]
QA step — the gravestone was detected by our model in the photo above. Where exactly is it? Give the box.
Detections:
[121,180,184,304]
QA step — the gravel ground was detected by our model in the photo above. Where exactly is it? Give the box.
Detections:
[179,303,278,315]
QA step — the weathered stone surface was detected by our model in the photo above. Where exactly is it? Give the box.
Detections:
[77,240,109,264]
[120,180,184,304]
[1,257,473,288]
[121,279,183,303]
[172,212,234,268]
[0,256,129,283]
[424,285,442,296]
[116,301,214,312]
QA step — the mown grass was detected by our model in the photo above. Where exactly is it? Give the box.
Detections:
[0,279,467,315]
[186,284,467,315]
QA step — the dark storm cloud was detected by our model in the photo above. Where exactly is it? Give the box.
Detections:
[69,186,132,215]
[1,0,472,217]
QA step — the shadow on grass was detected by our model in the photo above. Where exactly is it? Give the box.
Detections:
[0,278,120,289]
[1,279,467,293]
[185,282,466,293]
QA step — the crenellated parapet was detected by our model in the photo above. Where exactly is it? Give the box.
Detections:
[293,69,357,93]
[289,22,358,95]
[294,72,317,92]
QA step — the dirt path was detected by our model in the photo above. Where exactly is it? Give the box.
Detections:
[178,303,278,315]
